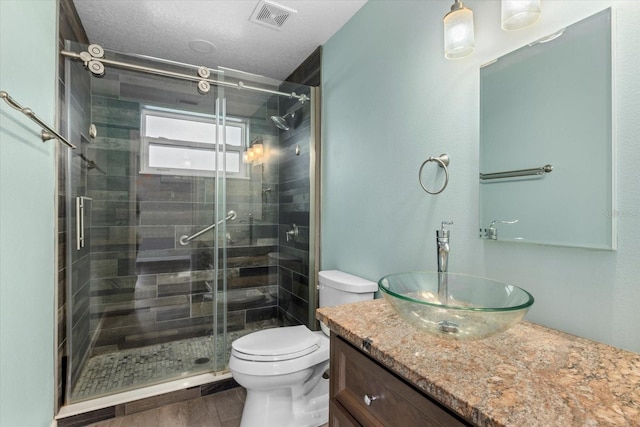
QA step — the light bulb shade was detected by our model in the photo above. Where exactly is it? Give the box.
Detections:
[502,0,541,31]
[246,147,255,162]
[444,5,475,59]
[252,143,264,157]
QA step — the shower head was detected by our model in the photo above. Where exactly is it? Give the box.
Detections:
[271,115,290,130]
[270,111,296,131]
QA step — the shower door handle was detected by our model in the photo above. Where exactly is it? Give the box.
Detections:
[75,196,92,250]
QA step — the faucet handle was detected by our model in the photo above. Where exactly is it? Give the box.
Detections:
[484,219,518,240]
[286,224,299,242]
[489,219,517,228]
[438,220,453,238]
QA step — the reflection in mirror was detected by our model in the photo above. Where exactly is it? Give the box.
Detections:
[479,8,615,249]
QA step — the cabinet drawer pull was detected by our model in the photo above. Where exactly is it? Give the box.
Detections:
[363,394,378,406]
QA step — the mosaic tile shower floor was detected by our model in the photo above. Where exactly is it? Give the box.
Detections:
[71,328,262,401]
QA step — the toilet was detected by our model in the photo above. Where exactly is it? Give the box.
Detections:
[228,270,377,427]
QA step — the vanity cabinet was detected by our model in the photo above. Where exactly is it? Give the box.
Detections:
[329,334,471,427]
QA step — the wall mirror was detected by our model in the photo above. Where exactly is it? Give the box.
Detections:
[479,8,615,250]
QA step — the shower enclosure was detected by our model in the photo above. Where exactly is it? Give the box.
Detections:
[61,43,318,404]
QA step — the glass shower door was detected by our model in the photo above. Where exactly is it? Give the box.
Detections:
[61,42,318,405]
[64,45,228,403]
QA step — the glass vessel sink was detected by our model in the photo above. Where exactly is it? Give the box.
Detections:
[378,272,534,341]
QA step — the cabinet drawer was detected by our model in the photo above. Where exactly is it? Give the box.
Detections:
[330,335,469,427]
[330,399,361,427]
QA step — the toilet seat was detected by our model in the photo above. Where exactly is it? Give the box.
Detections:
[231,325,320,362]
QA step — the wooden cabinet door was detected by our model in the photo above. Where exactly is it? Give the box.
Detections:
[329,399,361,427]
[330,334,470,427]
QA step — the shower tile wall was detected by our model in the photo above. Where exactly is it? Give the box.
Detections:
[275,51,320,328]
[276,100,312,327]
[84,71,281,356]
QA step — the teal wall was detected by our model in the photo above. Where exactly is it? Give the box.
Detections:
[0,2,638,424]
[0,1,57,425]
[322,0,640,353]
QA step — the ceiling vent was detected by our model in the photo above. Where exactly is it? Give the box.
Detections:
[250,0,297,31]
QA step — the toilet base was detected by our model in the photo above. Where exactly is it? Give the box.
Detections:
[239,375,329,427]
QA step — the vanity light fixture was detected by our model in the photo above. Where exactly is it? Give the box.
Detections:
[443,0,475,60]
[501,0,541,31]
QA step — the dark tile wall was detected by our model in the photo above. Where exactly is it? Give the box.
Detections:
[275,98,313,327]
[285,46,322,87]
[275,48,321,328]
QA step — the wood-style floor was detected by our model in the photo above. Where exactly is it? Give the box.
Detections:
[87,388,245,427]
[86,387,329,427]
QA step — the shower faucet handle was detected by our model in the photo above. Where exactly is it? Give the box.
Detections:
[286,224,299,243]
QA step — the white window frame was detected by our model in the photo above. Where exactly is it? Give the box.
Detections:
[140,106,249,178]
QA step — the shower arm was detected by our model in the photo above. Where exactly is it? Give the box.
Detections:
[179,210,237,246]
[60,48,309,104]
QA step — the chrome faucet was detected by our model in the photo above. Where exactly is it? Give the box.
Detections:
[437,221,453,304]
[437,221,453,273]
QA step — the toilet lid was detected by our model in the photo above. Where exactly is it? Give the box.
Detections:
[231,325,320,362]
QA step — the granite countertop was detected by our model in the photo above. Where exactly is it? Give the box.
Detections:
[317,299,640,427]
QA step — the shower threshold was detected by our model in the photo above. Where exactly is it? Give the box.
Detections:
[56,371,230,420]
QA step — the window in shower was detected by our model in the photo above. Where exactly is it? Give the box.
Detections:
[140,106,247,177]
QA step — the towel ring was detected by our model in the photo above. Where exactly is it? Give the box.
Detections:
[419,154,450,195]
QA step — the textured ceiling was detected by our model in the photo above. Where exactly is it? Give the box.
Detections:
[73,0,367,81]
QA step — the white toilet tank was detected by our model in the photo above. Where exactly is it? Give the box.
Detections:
[318,270,377,308]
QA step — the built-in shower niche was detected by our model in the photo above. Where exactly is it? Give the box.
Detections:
[62,44,315,403]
